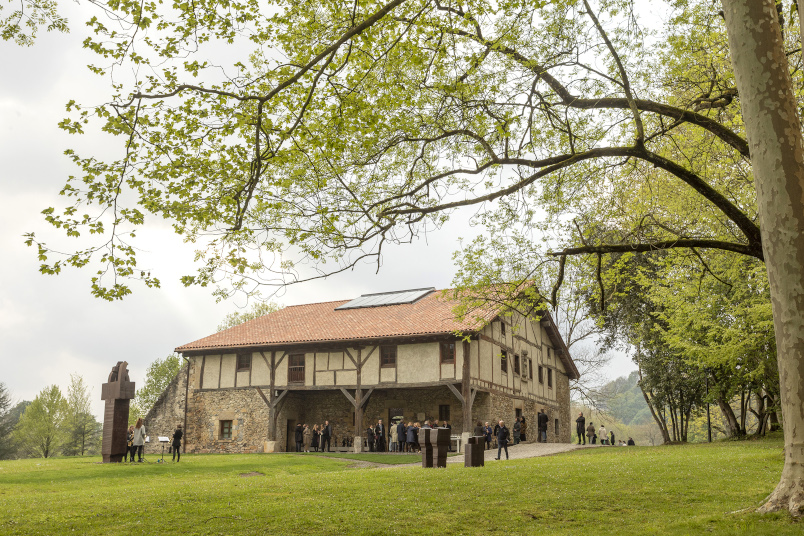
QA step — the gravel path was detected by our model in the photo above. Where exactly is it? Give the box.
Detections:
[447,441,596,463]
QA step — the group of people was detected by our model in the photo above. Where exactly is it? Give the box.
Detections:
[294,421,334,452]
[124,419,184,462]
[393,420,452,453]
[575,412,636,446]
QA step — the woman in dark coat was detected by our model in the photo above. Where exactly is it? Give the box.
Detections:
[473,420,484,437]
[171,424,183,462]
[311,424,320,452]
[519,416,527,442]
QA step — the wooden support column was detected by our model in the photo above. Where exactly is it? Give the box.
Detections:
[354,347,363,437]
[462,340,472,432]
[259,350,287,442]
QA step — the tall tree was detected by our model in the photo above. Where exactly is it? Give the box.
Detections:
[217,301,284,332]
[12,385,68,458]
[22,0,804,513]
[131,354,183,420]
[0,383,15,459]
[720,0,804,514]
[63,374,101,456]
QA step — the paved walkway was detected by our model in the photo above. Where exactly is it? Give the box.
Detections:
[447,441,595,464]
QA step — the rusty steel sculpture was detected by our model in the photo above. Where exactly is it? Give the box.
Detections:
[418,427,450,468]
[101,361,135,463]
[464,436,485,467]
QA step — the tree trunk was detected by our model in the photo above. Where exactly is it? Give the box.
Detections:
[722,0,804,515]
[716,398,742,437]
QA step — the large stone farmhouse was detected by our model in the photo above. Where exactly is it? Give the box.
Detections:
[145,288,579,453]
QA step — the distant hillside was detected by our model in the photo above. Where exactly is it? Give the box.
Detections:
[597,371,654,427]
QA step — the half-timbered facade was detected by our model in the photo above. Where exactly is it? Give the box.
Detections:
[145,288,579,453]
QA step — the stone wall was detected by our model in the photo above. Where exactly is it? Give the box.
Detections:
[143,363,188,454]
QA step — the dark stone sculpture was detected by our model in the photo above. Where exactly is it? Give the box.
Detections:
[464,436,485,467]
[101,361,135,463]
[419,428,450,468]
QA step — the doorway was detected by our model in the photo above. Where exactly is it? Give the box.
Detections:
[286,419,296,452]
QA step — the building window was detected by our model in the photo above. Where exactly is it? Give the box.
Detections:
[514,354,520,375]
[555,418,559,435]
[440,342,455,364]
[501,349,508,373]
[501,321,506,338]
[548,368,553,388]
[522,358,528,379]
[288,353,305,383]
[380,345,397,367]
[236,353,251,372]
[538,365,544,384]
[220,420,233,440]
[439,404,450,422]
[529,359,534,380]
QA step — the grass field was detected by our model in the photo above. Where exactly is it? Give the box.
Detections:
[0,435,801,535]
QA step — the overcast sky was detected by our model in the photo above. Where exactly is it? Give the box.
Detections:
[0,3,634,420]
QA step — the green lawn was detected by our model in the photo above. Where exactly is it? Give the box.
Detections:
[0,436,800,535]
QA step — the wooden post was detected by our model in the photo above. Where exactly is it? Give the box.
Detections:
[354,347,363,437]
[462,340,472,432]
[268,351,277,441]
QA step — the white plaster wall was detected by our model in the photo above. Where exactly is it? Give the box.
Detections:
[219,354,236,388]
[202,355,221,389]
[236,371,249,387]
[316,370,335,385]
[380,367,395,383]
[252,353,270,385]
[396,343,438,383]
[337,369,357,384]
[362,350,380,384]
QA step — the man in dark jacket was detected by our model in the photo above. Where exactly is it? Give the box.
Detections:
[538,409,549,443]
[576,412,586,445]
[322,420,332,452]
[294,423,304,452]
[495,420,510,460]
[375,419,386,452]
[397,421,407,453]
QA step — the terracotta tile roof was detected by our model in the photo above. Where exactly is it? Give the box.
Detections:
[176,290,496,353]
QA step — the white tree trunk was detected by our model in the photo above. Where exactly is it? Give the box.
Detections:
[721,0,804,516]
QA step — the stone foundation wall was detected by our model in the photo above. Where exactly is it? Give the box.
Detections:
[145,365,574,454]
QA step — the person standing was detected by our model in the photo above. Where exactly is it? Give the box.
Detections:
[322,420,332,452]
[473,420,484,437]
[609,430,615,447]
[598,424,608,446]
[375,419,386,452]
[576,412,586,445]
[519,416,527,442]
[311,424,320,452]
[537,409,549,443]
[171,424,183,462]
[294,423,304,452]
[586,422,595,445]
[366,424,375,452]
[397,420,407,453]
[495,420,510,460]
[513,417,522,445]
[484,422,493,450]
[132,418,146,462]
[406,422,416,452]
[126,425,135,462]
[303,424,312,453]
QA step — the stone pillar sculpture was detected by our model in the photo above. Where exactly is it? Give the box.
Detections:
[464,436,485,467]
[419,428,450,468]
[101,361,135,463]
